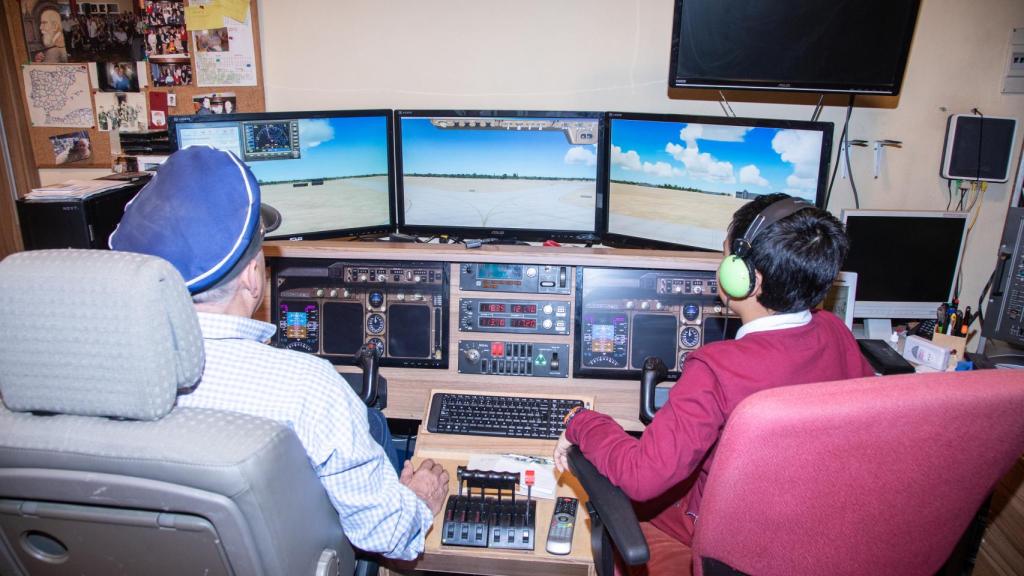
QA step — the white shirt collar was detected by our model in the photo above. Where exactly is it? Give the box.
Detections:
[735,309,812,340]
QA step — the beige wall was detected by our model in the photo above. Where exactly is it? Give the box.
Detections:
[257,0,1024,328]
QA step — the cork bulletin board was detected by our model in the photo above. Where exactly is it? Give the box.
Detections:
[5,0,265,173]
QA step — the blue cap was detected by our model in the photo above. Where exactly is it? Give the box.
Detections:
[110,146,279,294]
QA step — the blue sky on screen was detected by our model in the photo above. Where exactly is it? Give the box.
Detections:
[400,117,599,179]
[609,119,824,199]
[245,116,388,183]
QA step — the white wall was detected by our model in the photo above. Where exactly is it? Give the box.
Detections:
[258,0,1023,340]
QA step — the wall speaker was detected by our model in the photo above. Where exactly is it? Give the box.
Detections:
[941,114,1018,182]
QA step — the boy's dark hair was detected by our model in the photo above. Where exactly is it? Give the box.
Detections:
[727,193,848,313]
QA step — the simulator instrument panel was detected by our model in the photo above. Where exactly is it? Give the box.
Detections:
[265,245,730,428]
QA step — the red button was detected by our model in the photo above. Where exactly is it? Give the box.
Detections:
[491,342,505,356]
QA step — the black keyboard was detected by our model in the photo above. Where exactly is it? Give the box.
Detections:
[427,393,585,439]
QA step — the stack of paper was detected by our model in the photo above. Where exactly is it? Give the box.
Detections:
[25,180,129,201]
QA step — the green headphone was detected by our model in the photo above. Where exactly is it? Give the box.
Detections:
[718,197,813,300]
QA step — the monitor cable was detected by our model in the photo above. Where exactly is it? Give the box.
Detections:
[810,94,825,122]
[718,91,736,118]
[823,94,856,210]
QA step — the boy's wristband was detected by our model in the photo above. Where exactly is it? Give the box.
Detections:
[563,405,585,427]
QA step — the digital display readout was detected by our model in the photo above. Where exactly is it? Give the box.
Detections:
[479,303,506,313]
[510,304,537,314]
[479,317,507,327]
[511,318,537,328]
[477,263,523,280]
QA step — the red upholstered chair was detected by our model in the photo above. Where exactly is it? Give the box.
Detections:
[571,369,1024,576]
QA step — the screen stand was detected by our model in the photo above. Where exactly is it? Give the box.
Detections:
[863,318,894,341]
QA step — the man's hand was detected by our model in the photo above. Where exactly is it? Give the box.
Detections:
[400,458,449,515]
[553,431,574,474]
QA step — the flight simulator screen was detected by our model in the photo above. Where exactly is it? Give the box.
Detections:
[171,111,392,239]
[607,113,830,250]
[396,111,603,237]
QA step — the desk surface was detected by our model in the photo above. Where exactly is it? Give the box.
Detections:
[384,390,598,576]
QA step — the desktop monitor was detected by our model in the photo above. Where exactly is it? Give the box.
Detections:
[605,112,832,250]
[394,110,605,242]
[168,110,395,240]
[841,210,969,339]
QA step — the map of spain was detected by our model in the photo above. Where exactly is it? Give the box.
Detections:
[22,64,95,128]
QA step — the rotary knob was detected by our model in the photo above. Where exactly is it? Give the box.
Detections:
[542,319,553,330]
[526,267,538,278]
[315,288,325,297]
[328,289,338,298]
[464,348,481,363]
[542,304,553,315]
[640,302,650,310]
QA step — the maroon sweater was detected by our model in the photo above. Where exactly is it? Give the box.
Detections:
[566,310,874,545]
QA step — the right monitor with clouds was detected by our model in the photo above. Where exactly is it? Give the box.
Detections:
[605,112,833,250]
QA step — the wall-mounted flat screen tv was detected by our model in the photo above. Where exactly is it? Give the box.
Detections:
[669,0,922,95]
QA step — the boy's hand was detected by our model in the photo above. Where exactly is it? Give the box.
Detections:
[553,432,574,474]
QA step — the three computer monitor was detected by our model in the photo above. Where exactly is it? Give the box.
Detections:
[167,108,836,247]
[604,112,832,251]
[841,210,969,339]
[168,110,394,241]
[393,110,605,243]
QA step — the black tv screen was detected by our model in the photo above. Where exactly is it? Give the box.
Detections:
[669,0,922,95]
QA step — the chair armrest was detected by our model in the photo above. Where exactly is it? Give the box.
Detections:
[567,446,649,566]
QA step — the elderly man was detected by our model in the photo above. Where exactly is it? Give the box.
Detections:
[110,146,447,560]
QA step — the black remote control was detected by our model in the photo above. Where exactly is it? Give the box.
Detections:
[545,496,578,555]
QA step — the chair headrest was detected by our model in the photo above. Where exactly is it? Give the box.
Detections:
[0,250,204,420]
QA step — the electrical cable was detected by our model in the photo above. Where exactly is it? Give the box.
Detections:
[823,94,855,209]
[844,121,860,209]
[974,261,1000,328]
[946,180,953,210]
[973,108,984,184]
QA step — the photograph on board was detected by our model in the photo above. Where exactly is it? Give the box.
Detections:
[21,0,144,64]
[49,130,93,164]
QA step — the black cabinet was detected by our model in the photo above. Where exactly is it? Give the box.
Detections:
[16,182,143,250]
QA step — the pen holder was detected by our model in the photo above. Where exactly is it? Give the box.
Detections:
[931,331,967,369]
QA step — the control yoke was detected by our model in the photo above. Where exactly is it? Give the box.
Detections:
[639,356,669,425]
[356,342,383,407]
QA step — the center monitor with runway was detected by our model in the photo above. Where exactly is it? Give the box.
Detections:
[394,110,606,243]
[168,109,395,241]
[269,258,449,369]
[604,112,832,251]
[574,267,739,380]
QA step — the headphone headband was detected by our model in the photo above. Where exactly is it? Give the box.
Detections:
[732,197,813,257]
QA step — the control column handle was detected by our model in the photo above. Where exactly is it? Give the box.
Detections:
[639,356,668,425]
[356,342,383,407]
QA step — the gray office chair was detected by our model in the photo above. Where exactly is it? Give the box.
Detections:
[0,249,354,576]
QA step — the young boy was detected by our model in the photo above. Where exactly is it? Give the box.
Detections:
[553,193,874,573]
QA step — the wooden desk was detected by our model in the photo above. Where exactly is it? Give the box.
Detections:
[383,391,598,576]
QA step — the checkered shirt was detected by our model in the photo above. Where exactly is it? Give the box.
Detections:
[176,312,433,560]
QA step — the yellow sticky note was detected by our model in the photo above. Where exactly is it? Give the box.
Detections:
[184,5,225,30]
[219,0,249,22]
